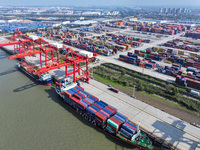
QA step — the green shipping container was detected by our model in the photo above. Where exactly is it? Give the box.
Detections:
[144,53,149,58]
[140,50,146,53]
[107,119,119,129]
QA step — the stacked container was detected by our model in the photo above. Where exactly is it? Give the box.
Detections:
[106,113,128,134]
[86,105,101,120]
[119,121,137,140]
[94,101,110,127]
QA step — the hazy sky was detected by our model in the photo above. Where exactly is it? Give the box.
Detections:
[1,0,200,7]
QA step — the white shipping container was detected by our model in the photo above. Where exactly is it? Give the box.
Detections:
[79,51,93,58]
[29,35,38,40]
[52,43,63,49]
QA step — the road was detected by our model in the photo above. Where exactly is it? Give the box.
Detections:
[81,79,200,150]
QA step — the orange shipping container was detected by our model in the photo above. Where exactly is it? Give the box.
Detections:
[139,63,144,67]
[117,22,123,26]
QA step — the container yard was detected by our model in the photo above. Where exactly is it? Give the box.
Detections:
[63,38,117,56]
[127,22,190,35]
[185,27,200,39]
[1,16,200,150]
[105,21,193,35]
[0,23,47,32]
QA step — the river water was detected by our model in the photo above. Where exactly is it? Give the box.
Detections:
[0,49,143,150]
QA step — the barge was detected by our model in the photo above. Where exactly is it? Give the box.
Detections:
[18,61,52,86]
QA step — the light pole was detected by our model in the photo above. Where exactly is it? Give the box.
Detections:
[195,110,200,125]
[132,85,136,98]
[142,62,145,74]
[137,121,141,132]
[91,67,93,79]
[142,58,146,75]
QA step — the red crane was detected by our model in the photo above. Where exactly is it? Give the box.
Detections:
[0,31,34,54]
[0,31,98,83]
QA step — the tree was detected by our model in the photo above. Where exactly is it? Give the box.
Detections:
[137,83,144,91]
[173,87,179,96]
[121,70,126,76]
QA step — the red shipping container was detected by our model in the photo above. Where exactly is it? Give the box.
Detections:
[110,117,123,127]
[95,112,107,122]
[78,92,86,98]
[90,95,99,102]
[100,110,110,118]
[124,122,137,132]
[93,103,102,109]
[82,99,92,106]
[77,101,87,109]
[64,91,72,98]
[74,93,82,100]
[77,85,84,91]
[71,96,80,103]
[105,106,117,114]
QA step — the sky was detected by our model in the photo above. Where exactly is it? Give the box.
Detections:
[1,0,200,7]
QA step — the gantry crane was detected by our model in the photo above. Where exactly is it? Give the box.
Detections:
[0,31,97,83]
[0,31,34,54]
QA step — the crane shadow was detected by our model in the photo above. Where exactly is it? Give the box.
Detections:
[13,80,38,92]
[0,52,7,59]
[0,66,18,76]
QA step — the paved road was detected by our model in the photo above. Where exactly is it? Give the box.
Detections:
[81,79,200,150]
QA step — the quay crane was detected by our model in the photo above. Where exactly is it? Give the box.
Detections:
[0,31,97,83]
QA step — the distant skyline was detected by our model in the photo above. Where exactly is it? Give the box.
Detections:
[1,0,200,7]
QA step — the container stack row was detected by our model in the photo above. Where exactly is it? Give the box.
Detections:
[0,23,47,32]
[119,52,158,69]
[185,28,200,39]
[37,29,87,41]
[136,47,200,67]
[106,33,150,44]
[123,22,190,35]
[63,37,130,56]
[160,39,200,52]
[176,75,200,90]
[157,63,182,76]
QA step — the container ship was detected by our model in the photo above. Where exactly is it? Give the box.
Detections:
[55,81,152,149]
[18,61,52,86]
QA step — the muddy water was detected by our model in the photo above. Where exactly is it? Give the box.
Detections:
[0,49,141,150]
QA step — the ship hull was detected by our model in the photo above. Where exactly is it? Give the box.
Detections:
[18,65,52,86]
[56,89,146,150]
